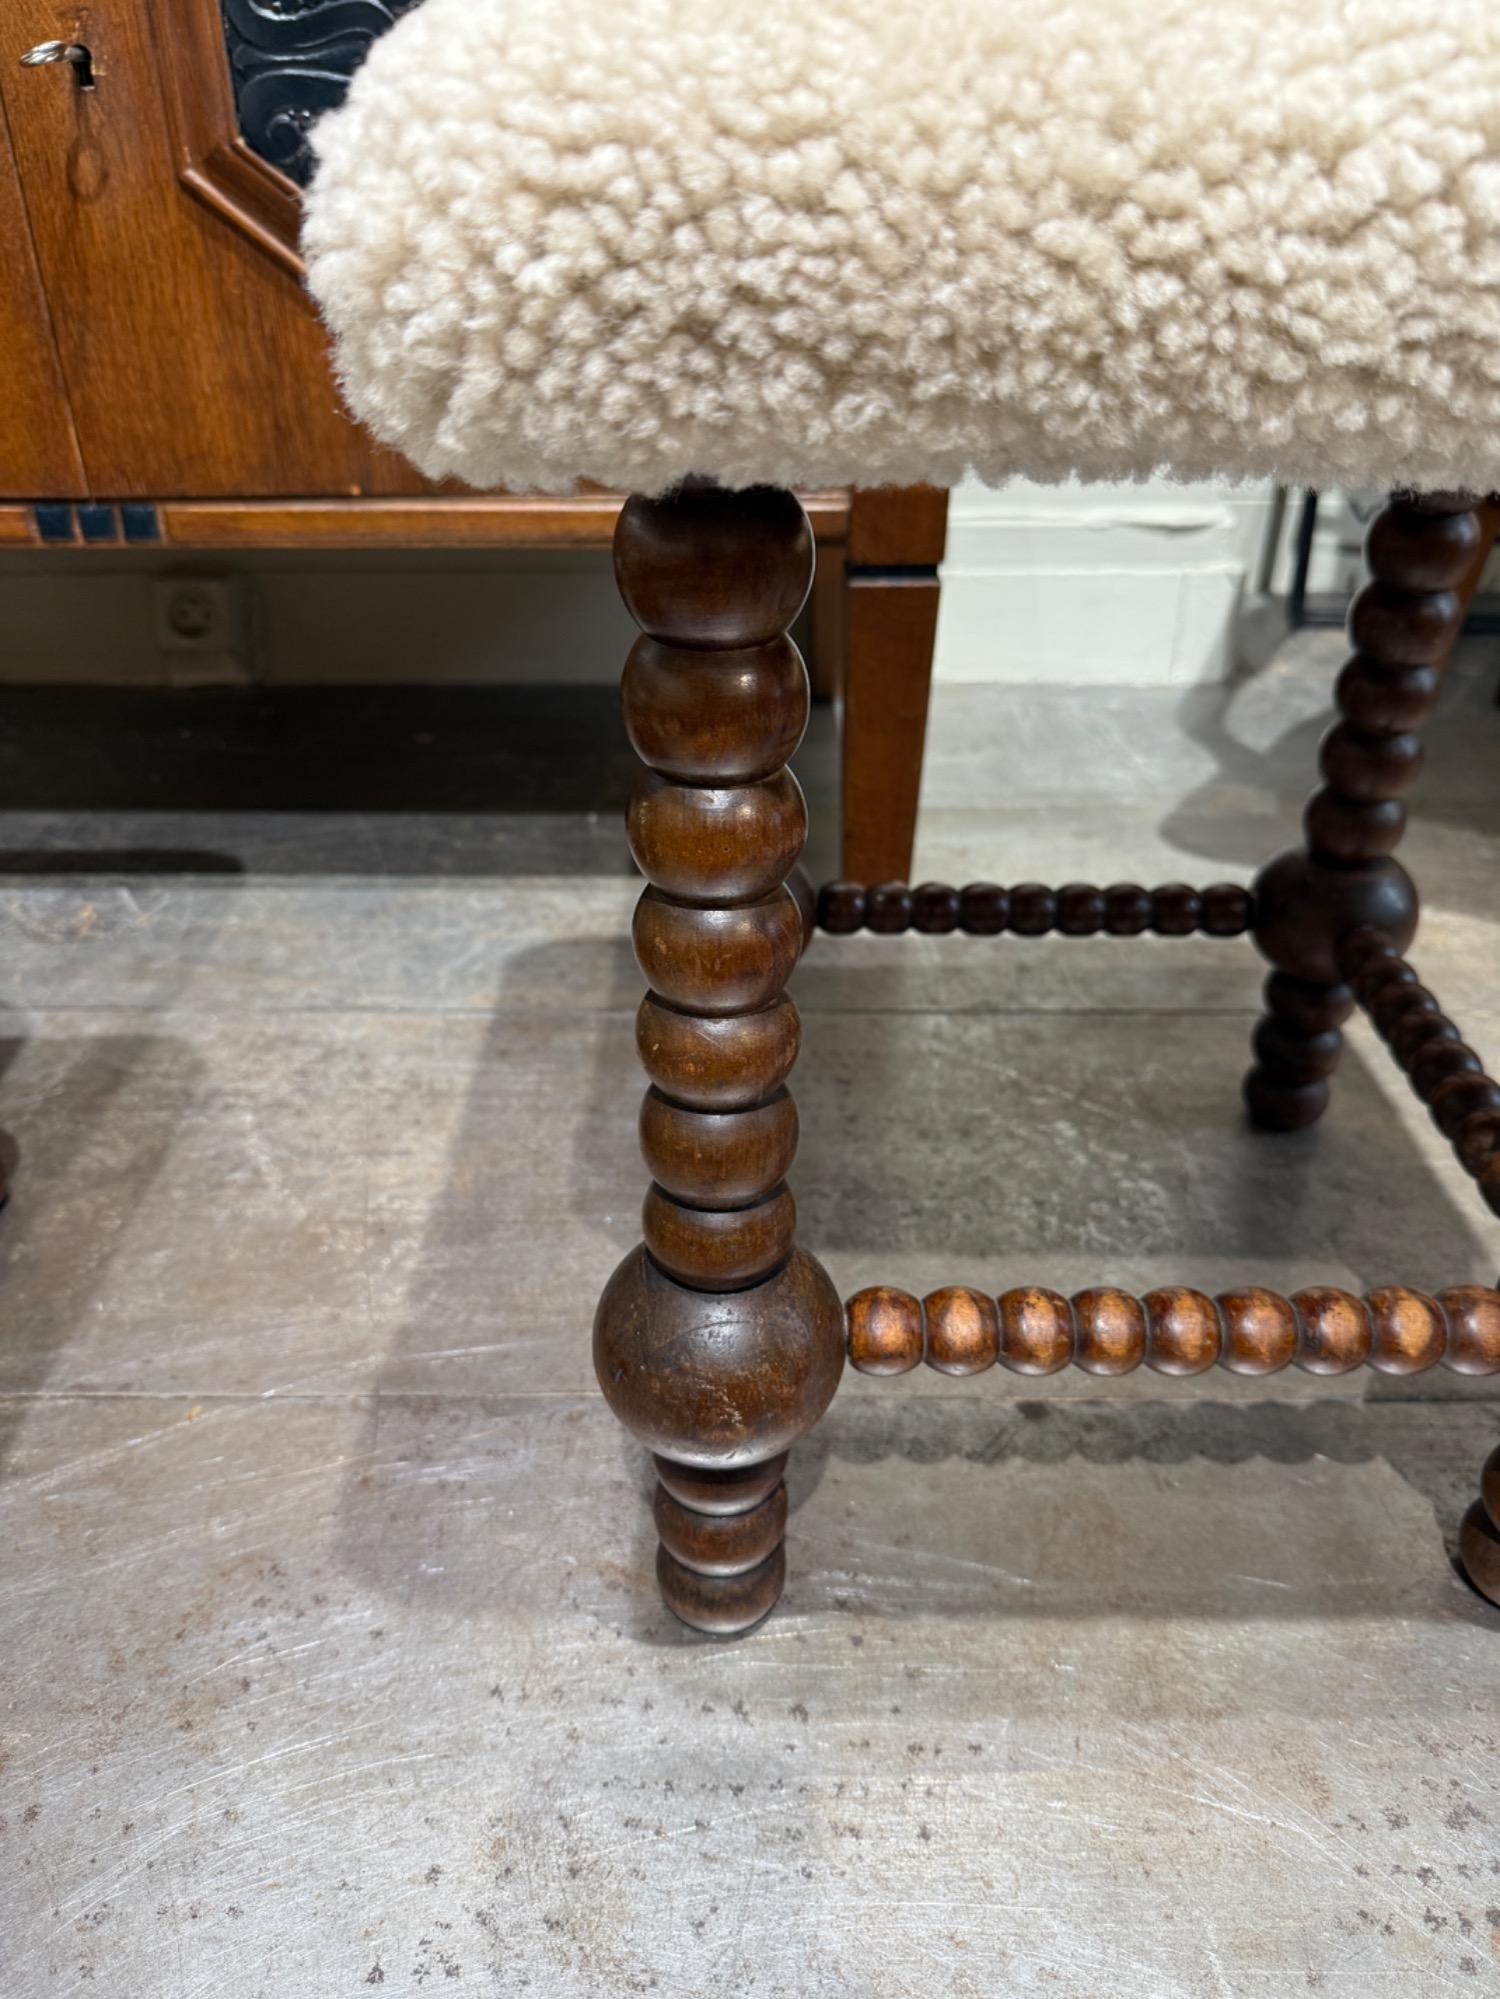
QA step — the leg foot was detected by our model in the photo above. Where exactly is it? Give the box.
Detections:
[653,1456,791,1634]
[1243,972,1354,1131]
[657,1542,787,1636]
[1458,1445,1500,1609]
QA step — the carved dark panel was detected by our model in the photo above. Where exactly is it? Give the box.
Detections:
[219,0,422,188]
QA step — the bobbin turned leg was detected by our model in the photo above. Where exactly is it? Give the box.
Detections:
[593,484,844,1636]
[1460,1447,1500,1610]
[1244,493,1496,1130]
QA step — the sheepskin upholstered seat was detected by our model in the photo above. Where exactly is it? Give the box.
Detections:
[303,0,1500,497]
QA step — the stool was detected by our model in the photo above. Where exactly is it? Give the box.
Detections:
[303,0,1500,1633]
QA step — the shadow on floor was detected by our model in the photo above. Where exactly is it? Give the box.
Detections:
[1161,629,1500,872]
[319,914,1500,1634]
[0,1020,202,1467]
[0,683,843,883]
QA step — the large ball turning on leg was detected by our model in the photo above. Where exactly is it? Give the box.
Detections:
[594,1246,844,1634]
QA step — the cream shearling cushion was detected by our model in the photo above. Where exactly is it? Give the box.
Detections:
[303,0,1500,497]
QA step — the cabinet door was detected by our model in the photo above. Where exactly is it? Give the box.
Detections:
[0,0,429,498]
[0,87,84,496]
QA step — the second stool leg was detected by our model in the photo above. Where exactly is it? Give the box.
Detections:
[1245,493,1497,1130]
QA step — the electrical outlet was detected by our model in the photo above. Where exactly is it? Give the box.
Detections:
[153,576,253,685]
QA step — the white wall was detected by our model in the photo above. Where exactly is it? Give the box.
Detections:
[933,476,1279,685]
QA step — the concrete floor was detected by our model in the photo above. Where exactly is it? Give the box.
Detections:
[3,630,1500,1995]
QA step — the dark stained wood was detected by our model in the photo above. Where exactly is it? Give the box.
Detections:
[1407,1039,1481,1097]
[817,881,868,935]
[654,1480,787,1577]
[1217,1287,1297,1375]
[1334,658,1439,735]
[1200,883,1255,937]
[787,864,817,954]
[812,880,1254,936]
[615,487,814,649]
[1347,582,1464,664]
[642,1183,796,1291]
[1318,724,1423,801]
[1008,883,1057,936]
[1292,1287,1372,1374]
[847,485,950,569]
[998,1288,1073,1375]
[923,1287,999,1375]
[1243,973,1353,1131]
[596,483,845,1635]
[1104,883,1153,936]
[842,1282,1500,1380]
[1427,1074,1500,1141]
[1371,980,1442,1036]
[638,1087,799,1209]
[157,495,850,550]
[627,770,808,905]
[1443,1289,1500,1376]
[1343,936,1500,1216]
[0,88,84,495]
[807,540,845,703]
[845,1287,924,1375]
[1462,1431,1500,1604]
[1366,1286,1447,1374]
[597,478,1500,1630]
[840,575,940,882]
[623,635,810,783]
[864,882,915,934]
[654,1452,788,1516]
[1388,1011,1460,1067]
[1150,883,1202,936]
[1365,505,1481,592]
[1465,1120,1500,1181]
[657,1542,786,1636]
[632,887,804,1016]
[596,1245,843,1462]
[1072,1288,1146,1375]
[1245,493,1500,1129]
[1459,1499,1500,1607]
[912,882,962,934]
[959,883,1009,935]
[839,488,948,882]
[1143,1289,1221,1375]
[636,994,800,1112]
[1057,885,1106,936]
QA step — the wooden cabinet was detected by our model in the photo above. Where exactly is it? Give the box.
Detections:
[0,82,84,496]
[0,0,426,499]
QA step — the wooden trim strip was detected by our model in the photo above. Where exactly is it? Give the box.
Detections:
[153,494,852,550]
